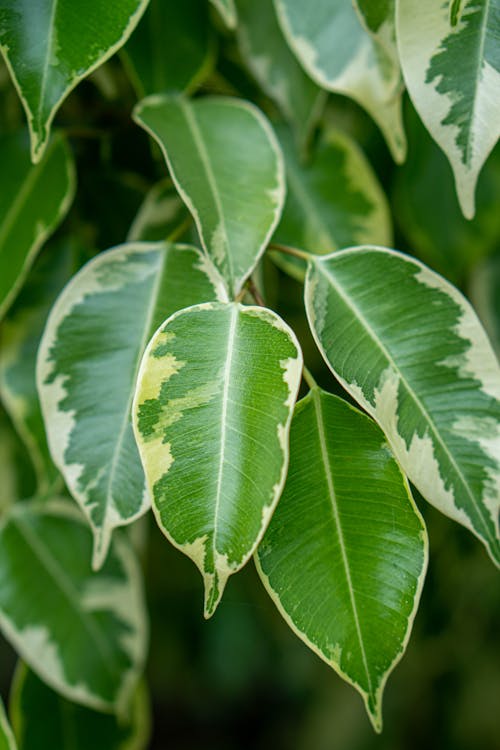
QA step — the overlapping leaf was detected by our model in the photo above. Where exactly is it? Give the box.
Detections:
[0,501,147,712]
[354,1,399,71]
[10,665,150,750]
[133,95,285,297]
[396,0,500,218]
[0,131,75,320]
[127,180,188,243]
[257,388,427,731]
[273,128,392,279]
[209,0,237,29]
[133,302,302,617]
[274,0,406,161]
[37,242,224,569]
[305,246,500,566]
[0,697,16,750]
[0,0,149,161]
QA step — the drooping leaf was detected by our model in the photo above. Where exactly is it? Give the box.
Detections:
[396,0,500,218]
[209,0,237,29]
[37,242,224,569]
[0,0,149,162]
[257,388,427,731]
[0,501,147,712]
[123,0,213,98]
[273,127,392,280]
[236,0,326,150]
[0,696,16,750]
[274,0,406,162]
[127,180,188,243]
[133,95,285,298]
[305,246,500,566]
[470,255,500,358]
[0,239,76,495]
[0,131,75,320]
[10,664,150,750]
[133,302,302,617]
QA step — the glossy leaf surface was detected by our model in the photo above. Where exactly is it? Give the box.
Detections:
[0,502,147,712]
[396,0,500,218]
[133,302,302,617]
[257,388,427,730]
[0,0,149,161]
[37,242,223,568]
[0,132,75,320]
[133,95,285,297]
[305,247,500,566]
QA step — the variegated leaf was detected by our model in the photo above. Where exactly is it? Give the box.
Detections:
[0,131,75,320]
[353,1,399,71]
[236,0,326,150]
[133,302,302,617]
[305,246,500,566]
[396,0,500,219]
[10,664,150,750]
[127,180,188,243]
[257,388,427,731]
[37,242,224,569]
[123,0,213,98]
[273,127,392,280]
[133,95,285,298]
[0,0,149,162]
[0,501,147,712]
[0,697,16,750]
[274,0,406,162]
[209,0,237,29]
[470,255,500,358]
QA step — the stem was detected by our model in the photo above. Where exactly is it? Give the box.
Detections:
[302,365,318,390]
[268,242,311,262]
[246,277,266,307]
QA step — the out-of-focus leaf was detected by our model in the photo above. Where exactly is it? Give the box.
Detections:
[0,696,16,750]
[127,180,188,243]
[210,0,237,29]
[470,254,500,358]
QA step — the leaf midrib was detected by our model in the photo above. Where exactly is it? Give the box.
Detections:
[38,0,59,124]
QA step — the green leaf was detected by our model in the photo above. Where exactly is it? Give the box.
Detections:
[133,301,302,617]
[133,95,285,298]
[0,0,149,162]
[0,240,75,495]
[0,131,75,320]
[274,0,406,162]
[305,246,500,566]
[273,127,392,280]
[10,664,150,750]
[123,0,213,98]
[236,0,326,150]
[353,1,399,68]
[0,697,16,750]
[396,0,500,219]
[470,255,500,358]
[209,0,237,29]
[127,180,187,243]
[0,501,147,712]
[37,242,224,569]
[257,388,427,731]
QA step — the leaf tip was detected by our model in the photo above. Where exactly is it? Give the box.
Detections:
[91,527,111,571]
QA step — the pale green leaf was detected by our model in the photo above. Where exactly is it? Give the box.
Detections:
[10,664,150,750]
[0,697,16,750]
[396,0,500,218]
[209,0,237,29]
[236,0,326,150]
[305,246,500,566]
[127,180,187,243]
[133,95,285,298]
[37,242,224,569]
[123,0,213,98]
[274,0,406,162]
[353,0,399,70]
[273,127,392,280]
[0,131,75,320]
[0,501,147,712]
[133,302,302,617]
[257,388,427,731]
[0,0,149,162]
[470,255,500,358]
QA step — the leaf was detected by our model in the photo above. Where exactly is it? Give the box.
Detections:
[0,0,149,162]
[274,0,406,162]
[305,246,500,566]
[353,0,399,68]
[209,0,237,29]
[10,664,150,750]
[0,239,75,495]
[272,127,392,280]
[133,95,285,298]
[0,697,16,750]
[37,242,224,569]
[127,180,188,243]
[0,131,75,320]
[470,255,500,358]
[133,301,302,617]
[0,501,147,712]
[123,0,213,98]
[256,388,427,731]
[235,0,326,150]
[396,0,500,219]
[0,407,36,513]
